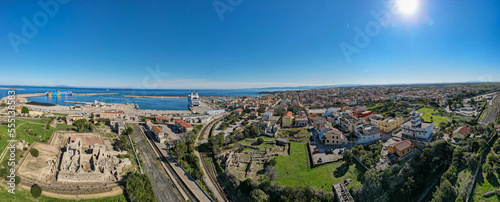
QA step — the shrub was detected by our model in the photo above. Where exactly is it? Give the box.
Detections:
[30,148,39,157]
[257,137,264,145]
[30,184,42,198]
[14,176,21,184]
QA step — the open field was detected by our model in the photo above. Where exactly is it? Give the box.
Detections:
[277,128,310,142]
[472,171,500,201]
[0,119,58,153]
[0,184,127,202]
[272,142,366,192]
[417,107,449,126]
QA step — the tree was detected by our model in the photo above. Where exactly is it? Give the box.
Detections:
[267,158,277,166]
[125,127,133,135]
[265,165,277,180]
[30,148,39,157]
[124,173,156,202]
[21,106,29,114]
[484,164,494,176]
[343,150,353,165]
[257,137,264,145]
[431,179,456,202]
[73,119,93,133]
[30,184,42,198]
[250,189,268,202]
[239,178,254,194]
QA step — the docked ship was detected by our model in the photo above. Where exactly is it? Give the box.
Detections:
[188,91,200,107]
[45,90,73,97]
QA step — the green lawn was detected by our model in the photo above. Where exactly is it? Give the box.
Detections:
[0,125,9,155]
[0,184,127,202]
[277,128,310,142]
[479,106,487,122]
[239,138,270,150]
[14,119,54,144]
[417,107,449,126]
[273,142,366,192]
[0,119,57,153]
[54,123,77,132]
[457,167,472,192]
[472,171,500,201]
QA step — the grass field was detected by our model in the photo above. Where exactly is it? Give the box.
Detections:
[272,142,366,192]
[0,184,127,202]
[457,167,472,192]
[277,128,310,142]
[479,105,488,122]
[0,119,57,153]
[472,171,500,201]
[417,107,449,126]
[473,148,500,201]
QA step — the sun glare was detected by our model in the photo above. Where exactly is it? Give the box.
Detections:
[397,0,419,15]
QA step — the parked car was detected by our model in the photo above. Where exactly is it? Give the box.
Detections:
[313,149,319,154]
[309,142,316,145]
[326,149,334,154]
[318,157,323,163]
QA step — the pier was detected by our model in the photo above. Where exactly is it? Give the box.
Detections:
[122,95,186,99]
[16,93,119,98]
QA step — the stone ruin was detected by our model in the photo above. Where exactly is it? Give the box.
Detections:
[57,136,131,183]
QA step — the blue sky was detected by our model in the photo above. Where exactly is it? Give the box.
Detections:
[1,0,499,89]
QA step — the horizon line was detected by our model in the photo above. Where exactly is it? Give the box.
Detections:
[1,81,499,91]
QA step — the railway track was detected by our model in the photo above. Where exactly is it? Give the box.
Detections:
[138,125,199,202]
[198,119,231,202]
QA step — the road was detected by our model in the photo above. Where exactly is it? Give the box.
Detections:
[479,92,500,125]
[130,124,183,202]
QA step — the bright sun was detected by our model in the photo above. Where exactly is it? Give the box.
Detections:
[397,0,419,15]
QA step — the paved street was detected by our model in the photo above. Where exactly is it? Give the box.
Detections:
[130,124,182,202]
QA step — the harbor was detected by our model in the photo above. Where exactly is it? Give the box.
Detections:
[16,92,119,98]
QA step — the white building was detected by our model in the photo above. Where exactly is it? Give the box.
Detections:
[323,108,338,117]
[355,124,381,144]
[205,109,225,115]
[401,108,434,139]
[188,91,200,107]
[262,111,273,121]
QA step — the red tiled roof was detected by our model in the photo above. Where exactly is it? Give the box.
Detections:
[156,117,169,120]
[175,119,193,128]
[235,108,243,112]
[453,126,471,136]
[152,126,163,134]
[283,111,293,118]
[389,140,412,152]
